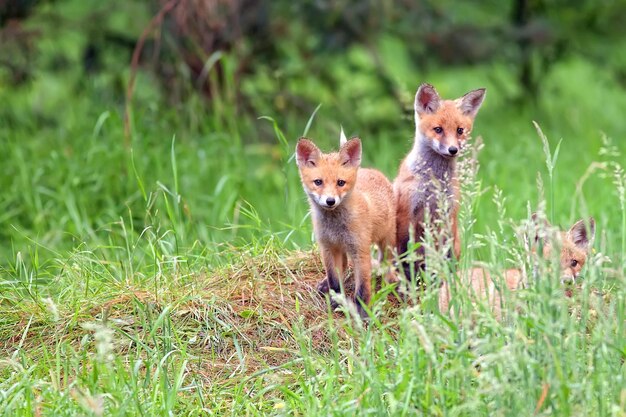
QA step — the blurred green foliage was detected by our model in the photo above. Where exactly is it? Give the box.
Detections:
[0,0,625,265]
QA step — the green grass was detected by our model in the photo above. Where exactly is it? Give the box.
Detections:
[1,51,626,415]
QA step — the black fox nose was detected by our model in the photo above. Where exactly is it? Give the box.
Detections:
[326,197,336,206]
[448,146,458,155]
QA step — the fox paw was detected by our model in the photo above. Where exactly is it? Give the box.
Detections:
[355,302,371,321]
[317,279,342,311]
[385,269,400,285]
[317,278,340,294]
[317,278,331,294]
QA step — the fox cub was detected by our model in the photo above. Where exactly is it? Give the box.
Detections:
[296,136,396,318]
[439,217,596,317]
[395,83,486,277]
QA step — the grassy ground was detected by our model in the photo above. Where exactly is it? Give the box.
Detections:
[1,54,626,415]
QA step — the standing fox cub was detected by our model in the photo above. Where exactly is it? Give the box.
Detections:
[439,217,596,317]
[296,136,396,318]
[395,83,486,276]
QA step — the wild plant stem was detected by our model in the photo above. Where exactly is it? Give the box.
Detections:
[621,205,626,272]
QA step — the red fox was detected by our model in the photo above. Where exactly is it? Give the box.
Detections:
[296,136,396,318]
[439,217,596,317]
[394,83,486,277]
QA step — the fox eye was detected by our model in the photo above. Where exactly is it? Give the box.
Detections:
[313,179,323,186]
[457,127,464,135]
[570,259,578,267]
[337,179,346,187]
[433,126,443,134]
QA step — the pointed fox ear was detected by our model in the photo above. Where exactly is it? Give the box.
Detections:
[414,83,441,115]
[296,138,321,167]
[339,138,362,167]
[457,88,486,118]
[568,217,595,251]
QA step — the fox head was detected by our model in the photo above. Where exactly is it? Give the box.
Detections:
[414,83,486,158]
[295,137,361,211]
[533,216,596,285]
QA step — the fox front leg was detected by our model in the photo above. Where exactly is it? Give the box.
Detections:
[317,246,343,309]
[352,248,373,319]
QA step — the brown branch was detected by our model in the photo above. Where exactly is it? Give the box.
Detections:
[124,0,181,145]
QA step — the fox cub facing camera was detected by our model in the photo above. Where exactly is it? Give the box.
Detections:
[296,136,396,318]
[394,83,486,277]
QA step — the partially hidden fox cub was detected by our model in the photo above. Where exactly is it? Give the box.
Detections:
[439,217,596,317]
[395,83,486,277]
[296,136,396,318]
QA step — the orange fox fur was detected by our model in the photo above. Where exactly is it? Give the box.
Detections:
[296,137,396,318]
[394,83,486,278]
[439,217,595,317]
